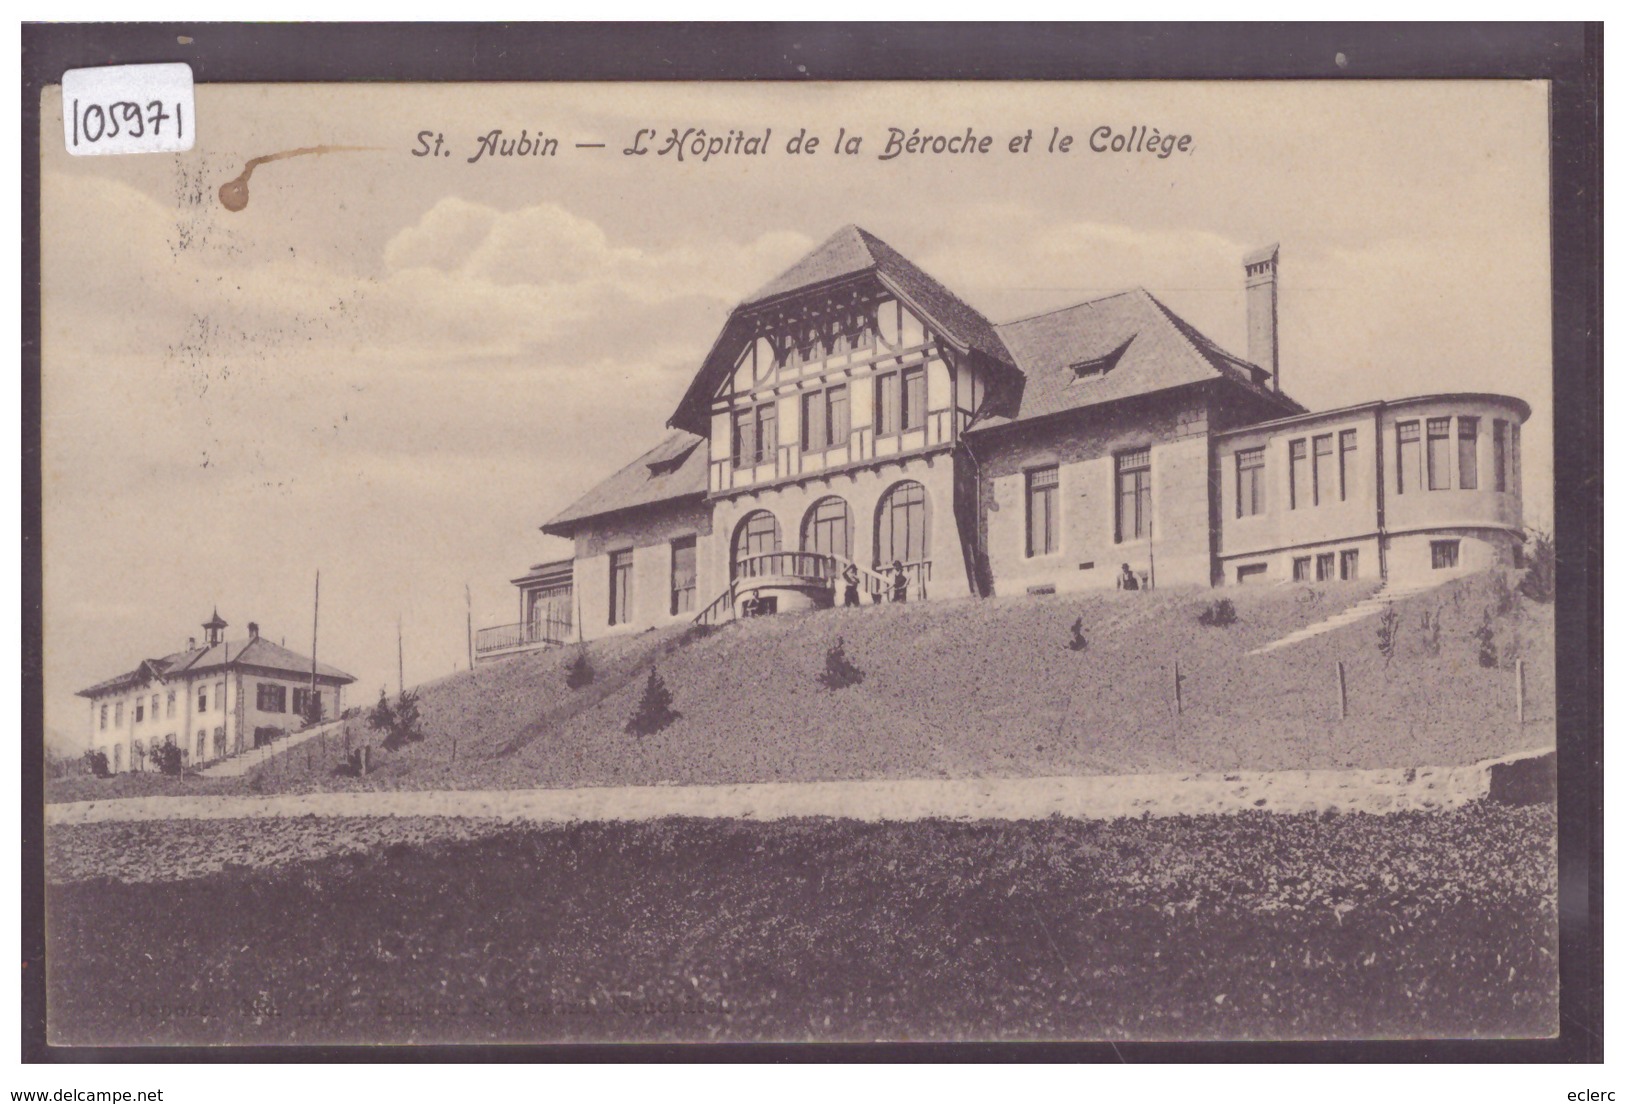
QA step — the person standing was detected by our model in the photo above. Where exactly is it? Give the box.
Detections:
[842,561,862,607]
[1118,563,1140,591]
[890,559,909,603]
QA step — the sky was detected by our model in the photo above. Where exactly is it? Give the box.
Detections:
[39,80,1553,750]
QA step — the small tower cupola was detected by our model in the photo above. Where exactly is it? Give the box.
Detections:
[203,609,228,647]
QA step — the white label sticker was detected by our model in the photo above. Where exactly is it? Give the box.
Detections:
[62,63,195,156]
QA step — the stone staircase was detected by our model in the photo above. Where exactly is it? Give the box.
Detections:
[1248,578,1444,656]
[196,718,344,778]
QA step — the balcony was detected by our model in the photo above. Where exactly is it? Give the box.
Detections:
[474,610,573,665]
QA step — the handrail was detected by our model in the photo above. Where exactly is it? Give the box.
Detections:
[694,584,736,627]
[474,613,573,656]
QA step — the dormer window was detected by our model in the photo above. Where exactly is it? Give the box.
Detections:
[1069,338,1132,382]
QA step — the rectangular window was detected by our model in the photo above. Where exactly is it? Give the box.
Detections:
[900,366,925,431]
[826,384,849,446]
[1453,416,1479,490]
[801,390,826,451]
[99,704,107,731]
[875,371,899,436]
[114,702,123,726]
[1237,563,1268,585]
[215,726,227,758]
[1396,421,1420,494]
[1115,448,1151,543]
[1292,556,1312,582]
[256,683,287,713]
[1493,419,1508,491]
[1235,447,1265,517]
[1338,429,1358,501]
[1427,417,1451,490]
[215,682,223,711]
[166,690,176,718]
[732,408,755,467]
[1026,466,1059,557]
[1288,439,1307,509]
[670,536,697,616]
[135,702,144,723]
[1315,552,1336,582]
[1340,549,1360,581]
[291,688,323,720]
[1431,540,1460,570]
[731,402,776,467]
[196,730,206,760]
[197,687,207,712]
[609,549,634,627]
[1312,435,1333,506]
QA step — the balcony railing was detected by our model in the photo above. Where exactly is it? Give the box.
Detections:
[695,555,932,626]
[474,611,573,660]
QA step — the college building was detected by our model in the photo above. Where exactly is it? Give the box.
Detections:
[76,611,356,773]
[475,226,1529,659]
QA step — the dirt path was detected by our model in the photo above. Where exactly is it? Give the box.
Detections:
[47,748,1551,827]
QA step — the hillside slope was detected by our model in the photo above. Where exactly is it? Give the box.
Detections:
[226,570,1551,795]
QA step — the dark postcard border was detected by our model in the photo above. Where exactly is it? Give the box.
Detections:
[20,21,1602,1065]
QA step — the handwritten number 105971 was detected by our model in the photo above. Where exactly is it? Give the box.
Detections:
[70,98,183,146]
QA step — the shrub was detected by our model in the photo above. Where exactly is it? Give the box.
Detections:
[1067,617,1089,652]
[1520,529,1555,604]
[626,667,679,736]
[1376,603,1399,664]
[149,742,185,776]
[83,749,110,779]
[369,687,426,752]
[818,636,866,689]
[1197,598,1237,627]
[565,647,596,689]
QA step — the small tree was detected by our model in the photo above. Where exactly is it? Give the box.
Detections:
[369,687,426,752]
[1376,603,1399,665]
[83,749,110,779]
[1067,617,1089,653]
[150,741,185,776]
[1197,598,1237,627]
[626,667,679,736]
[1520,528,1556,604]
[818,636,866,689]
[565,647,595,689]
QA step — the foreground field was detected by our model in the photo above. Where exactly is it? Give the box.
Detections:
[47,804,1556,1044]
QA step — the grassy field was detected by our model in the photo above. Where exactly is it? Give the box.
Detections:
[46,804,1557,1045]
[47,570,1555,802]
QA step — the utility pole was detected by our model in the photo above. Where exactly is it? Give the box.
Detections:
[397,616,405,697]
[465,583,474,672]
[309,570,320,722]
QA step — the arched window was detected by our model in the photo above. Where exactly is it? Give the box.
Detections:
[801,496,854,563]
[875,480,930,567]
[732,510,782,578]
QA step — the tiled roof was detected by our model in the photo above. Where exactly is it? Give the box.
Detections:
[973,288,1302,431]
[77,637,356,696]
[542,431,708,534]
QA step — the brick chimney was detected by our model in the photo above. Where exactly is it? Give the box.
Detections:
[248,621,260,641]
[187,636,196,651]
[1244,243,1280,392]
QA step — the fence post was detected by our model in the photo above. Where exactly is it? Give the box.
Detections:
[1173,658,1183,715]
[1516,659,1526,724]
[451,737,457,763]
[1336,661,1348,720]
